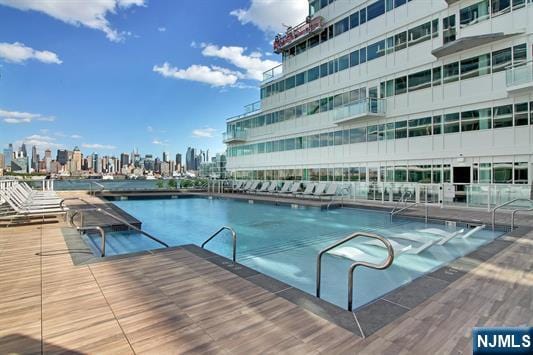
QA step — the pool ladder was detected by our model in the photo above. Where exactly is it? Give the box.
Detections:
[66,198,169,257]
[316,231,394,312]
[201,226,238,264]
[491,198,533,230]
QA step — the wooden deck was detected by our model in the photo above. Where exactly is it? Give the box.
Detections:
[0,193,532,354]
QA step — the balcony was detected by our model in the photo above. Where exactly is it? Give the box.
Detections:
[506,61,533,94]
[226,101,261,123]
[333,98,386,125]
[262,64,283,84]
[223,130,248,144]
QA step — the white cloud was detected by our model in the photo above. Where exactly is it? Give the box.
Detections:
[0,0,145,42]
[70,134,82,139]
[201,44,280,81]
[153,62,239,87]
[0,42,62,64]
[0,108,55,123]
[82,143,116,149]
[230,0,308,34]
[17,134,63,150]
[157,27,166,32]
[192,127,217,138]
[147,125,154,132]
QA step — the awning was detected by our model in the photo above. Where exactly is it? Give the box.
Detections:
[431,32,523,58]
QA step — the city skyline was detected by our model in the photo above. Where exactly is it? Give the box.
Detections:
[0,1,308,157]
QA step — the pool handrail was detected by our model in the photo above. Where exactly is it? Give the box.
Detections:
[68,207,169,253]
[510,207,533,230]
[89,181,106,196]
[201,226,237,264]
[491,198,533,230]
[316,231,394,311]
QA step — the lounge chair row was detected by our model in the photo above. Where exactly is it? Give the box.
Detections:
[231,180,339,199]
[0,181,66,219]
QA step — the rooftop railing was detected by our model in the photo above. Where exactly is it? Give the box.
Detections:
[506,60,533,90]
[262,64,283,83]
[223,130,248,143]
[333,98,386,124]
[226,101,262,122]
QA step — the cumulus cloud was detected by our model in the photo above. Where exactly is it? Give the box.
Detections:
[70,134,82,139]
[201,44,279,81]
[153,62,239,87]
[0,0,145,42]
[230,0,308,34]
[82,143,116,149]
[192,127,217,138]
[157,27,166,32]
[0,42,62,64]
[0,108,55,123]
[17,134,63,150]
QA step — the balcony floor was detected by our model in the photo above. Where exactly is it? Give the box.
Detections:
[0,192,532,354]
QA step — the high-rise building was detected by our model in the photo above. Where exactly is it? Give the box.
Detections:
[11,156,29,173]
[120,153,129,169]
[92,153,101,173]
[72,146,82,172]
[20,143,27,158]
[223,2,533,196]
[163,151,169,162]
[144,154,154,171]
[31,145,38,172]
[3,144,13,171]
[56,149,69,167]
[175,153,182,166]
[0,153,4,170]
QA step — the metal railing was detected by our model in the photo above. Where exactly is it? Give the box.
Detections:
[506,60,533,88]
[316,231,394,311]
[332,98,386,123]
[511,207,533,230]
[223,130,248,143]
[262,64,283,83]
[89,181,105,196]
[68,207,169,256]
[326,186,351,210]
[491,198,533,230]
[201,226,237,263]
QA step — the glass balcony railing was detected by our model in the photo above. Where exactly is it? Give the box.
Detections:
[506,61,533,90]
[333,98,386,124]
[223,130,248,143]
[262,64,283,83]
[226,101,261,122]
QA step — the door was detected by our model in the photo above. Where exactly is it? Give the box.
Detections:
[453,166,471,202]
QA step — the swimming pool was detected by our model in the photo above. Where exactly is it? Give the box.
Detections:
[82,197,503,310]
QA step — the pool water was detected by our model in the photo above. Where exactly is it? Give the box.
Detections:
[82,197,503,310]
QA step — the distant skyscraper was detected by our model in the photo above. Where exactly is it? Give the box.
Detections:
[57,149,69,166]
[163,151,169,162]
[120,153,129,169]
[31,145,38,171]
[45,149,51,159]
[175,153,182,165]
[0,153,4,170]
[71,146,82,172]
[3,144,13,171]
[144,154,154,171]
[92,153,101,173]
[20,143,27,158]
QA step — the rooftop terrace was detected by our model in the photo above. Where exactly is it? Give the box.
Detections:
[0,191,532,353]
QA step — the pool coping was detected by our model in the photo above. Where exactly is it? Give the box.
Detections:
[61,221,530,338]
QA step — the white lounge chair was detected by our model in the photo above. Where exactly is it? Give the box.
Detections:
[246,181,261,193]
[238,181,252,192]
[436,225,486,245]
[0,190,67,217]
[316,183,338,199]
[275,181,292,194]
[283,182,301,195]
[295,183,315,196]
[255,181,271,193]
[266,181,278,193]
[311,183,327,197]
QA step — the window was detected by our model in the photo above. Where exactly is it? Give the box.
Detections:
[360,8,367,24]
[408,69,432,91]
[307,66,320,82]
[433,67,442,86]
[386,36,394,54]
[512,0,526,9]
[395,31,407,51]
[309,134,319,148]
[295,41,307,55]
[308,35,320,48]
[360,47,367,63]
[350,12,359,29]
[513,43,527,64]
[443,62,459,83]
[394,166,407,182]
[432,19,439,38]
[460,0,489,28]
[394,76,407,95]
[385,122,395,139]
[514,102,529,126]
[367,125,378,141]
[460,54,491,79]
[444,113,460,133]
[285,76,295,90]
[432,165,442,183]
[367,40,385,61]
[334,130,343,145]
[461,108,492,131]
[443,15,456,44]
[408,117,432,137]
[382,80,394,97]
[493,162,513,183]
[492,47,512,73]
[491,0,511,15]
[395,0,406,7]
[334,17,350,36]
[307,100,320,115]
[493,104,513,128]
[338,54,350,71]
[295,72,306,86]
[514,162,528,184]
[333,94,343,108]
[350,127,366,143]
[320,63,328,78]
[408,21,432,46]
[319,133,329,147]
[395,121,407,139]
[350,50,359,67]
[367,0,385,21]
[433,115,442,134]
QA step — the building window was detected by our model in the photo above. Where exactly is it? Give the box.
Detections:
[338,54,350,71]
[514,162,528,184]
[444,113,460,133]
[492,47,512,73]
[491,0,511,15]
[350,50,359,67]
[461,108,492,131]
[460,53,491,79]
[307,66,320,82]
[394,31,407,51]
[443,62,459,83]
[367,0,385,21]
[514,102,529,126]
[367,125,378,141]
[395,76,407,95]
[350,127,367,143]
[408,69,432,91]
[513,43,527,64]
[432,67,442,86]
[493,104,513,128]
[408,21,432,46]
[443,15,456,44]
[395,121,407,139]
[460,0,490,28]
[493,162,513,183]
[308,35,320,48]
[350,12,359,29]
[408,117,432,137]
[367,40,386,61]
[334,17,350,36]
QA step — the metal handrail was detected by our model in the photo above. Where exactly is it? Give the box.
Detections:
[69,207,169,251]
[316,232,394,311]
[59,197,99,210]
[491,198,533,230]
[89,181,105,196]
[390,201,429,223]
[201,226,237,263]
[326,186,351,211]
[510,207,533,230]
[78,225,107,257]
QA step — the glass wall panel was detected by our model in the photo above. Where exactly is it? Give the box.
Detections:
[493,104,513,128]
[460,54,491,79]
[514,162,528,184]
[444,113,460,133]
[492,47,512,73]
[408,69,432,91]
[460,0,489,27]
[461,108,492,131]
[443,62,459,83]
[514,102,529,126]
[493,162,513,183]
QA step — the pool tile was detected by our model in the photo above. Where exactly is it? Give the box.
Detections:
[353,299,410,336]
[381,276,449,309]
[245,273,292,294]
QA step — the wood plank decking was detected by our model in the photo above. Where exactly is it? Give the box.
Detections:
[0,192,532,354]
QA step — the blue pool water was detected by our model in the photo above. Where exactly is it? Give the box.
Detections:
[82,197,503,310]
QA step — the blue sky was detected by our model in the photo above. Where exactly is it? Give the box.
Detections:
[0,0,306,159]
